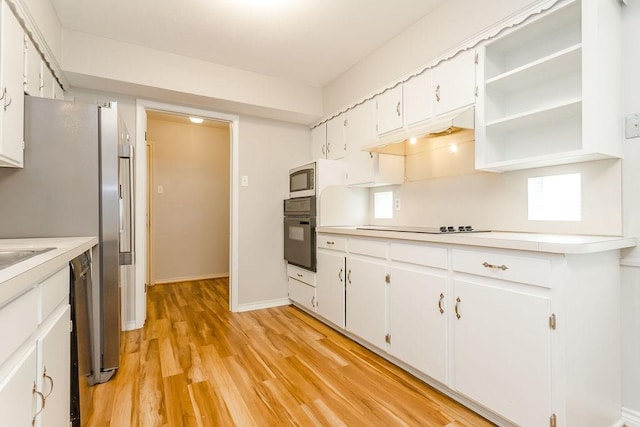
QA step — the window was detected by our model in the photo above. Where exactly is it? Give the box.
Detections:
[374,191,393,219]
[528,173,581,221]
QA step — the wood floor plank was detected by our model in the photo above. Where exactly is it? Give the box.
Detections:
[87,278,494,426]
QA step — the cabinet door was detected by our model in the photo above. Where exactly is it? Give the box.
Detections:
[326,116,346,160]
[0,2,25,167]
[0,345,37,427]
[433,50,476,117]
[404,70,433,127]
[346,257,387,349]
[388,267,447,383]
[346,101,376,185]
[316,251,345,328]
[37,305,71,427]
[24,35,42,96]
[376,85,403,135]
[453,279,550,426]
[53,81,64,100]
[288,278,316,313]
[311,124,327,160]
[41,64,54,99]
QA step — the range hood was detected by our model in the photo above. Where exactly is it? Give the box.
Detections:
[363,106,475,156]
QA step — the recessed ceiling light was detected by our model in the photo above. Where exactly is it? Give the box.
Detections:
[450,143,459,153]
[189,117,203,124]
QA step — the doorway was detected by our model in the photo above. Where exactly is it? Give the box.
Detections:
[132,100,240,328]
[146,111,230,285]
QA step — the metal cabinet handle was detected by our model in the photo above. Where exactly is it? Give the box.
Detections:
[0,87,5,101]
[482,261,509,271]
[326,241,335,245]
[435,84,441,102]
[3,88,11,111]
[33,382,46,423]
[42,368,54,398]
[321,144,326,156]
[296,273,303,278]
[369,152,374,159]
[327,142,331,153]
[438,293,445,314]
[455,297,461,319]
[338,268,343,282]
[396,101,401,116]
[311,295,315,308]
[347,269,352,284]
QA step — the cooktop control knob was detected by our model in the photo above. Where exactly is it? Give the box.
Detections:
[439,226,448,233]
[447,226,455,232]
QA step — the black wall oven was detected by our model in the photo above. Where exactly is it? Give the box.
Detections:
[284,196,316,271]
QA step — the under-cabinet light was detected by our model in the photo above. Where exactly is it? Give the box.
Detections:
[189,117,204,124]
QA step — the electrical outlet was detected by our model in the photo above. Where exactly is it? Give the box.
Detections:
[625,113,640,139]
[394,198,401,211]
[157,185,164,194]
[241,175,249,186]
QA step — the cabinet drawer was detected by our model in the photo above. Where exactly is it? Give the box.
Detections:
[287,264,316,287]
[452,249,551,288]
[39,265,70,323]
[348,238,386,258]
[0,288,38,366]
[317,235,346,251]
[390,243,447,269]
[288,278,316,312]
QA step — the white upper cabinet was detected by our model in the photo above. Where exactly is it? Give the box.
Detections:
[475,0,621,172]
[24,35,42,96]
[346,100,404,186]
[326,116,346,160]
[432,49,477,117]
[0,1,25,167]
[403,70,433,127]
[311,123,327,160]
[376,85,403,135]
[41,65,54,99]
[53,81,64,100]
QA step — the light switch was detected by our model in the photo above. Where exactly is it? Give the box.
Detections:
[241,175,249,187]
[625,113,640,139]
[157,185,164,194]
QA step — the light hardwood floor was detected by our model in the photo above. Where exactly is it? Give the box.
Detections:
[87,278,494,426]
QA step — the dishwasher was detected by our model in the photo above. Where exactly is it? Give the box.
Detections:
[69,251,93,427]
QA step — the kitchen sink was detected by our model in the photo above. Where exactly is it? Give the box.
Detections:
[0,248,55,270]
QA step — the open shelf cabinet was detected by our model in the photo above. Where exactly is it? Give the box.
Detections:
[475,0,621,172]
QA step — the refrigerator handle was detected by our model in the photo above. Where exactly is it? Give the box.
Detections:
[118,144,135,265]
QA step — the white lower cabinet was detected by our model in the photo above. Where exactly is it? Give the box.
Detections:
[36,305,71,427]
[0,265,71,426]
[287,264,316,313]
[388,266,447,384]
[0,344,37,427]
[345,256,387,349]
[316,251,345,328]
[452,278,550,426]
[313,232,624,426]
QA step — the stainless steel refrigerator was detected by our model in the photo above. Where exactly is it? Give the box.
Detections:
[0,96,134,385]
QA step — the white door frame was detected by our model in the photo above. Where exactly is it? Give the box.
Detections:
[134,100,240,327]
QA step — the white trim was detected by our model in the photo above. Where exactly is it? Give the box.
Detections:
[121,320,140,332]
[623,407,640,427]
[236,298,291,313]
[135,100,240,332]
[153,273,229,285]
[621,258,640,268]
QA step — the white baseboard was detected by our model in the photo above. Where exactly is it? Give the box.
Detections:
[622,407,640,427]
[152,273,229,285]
[121,320,143,331]
[236,298,291,312]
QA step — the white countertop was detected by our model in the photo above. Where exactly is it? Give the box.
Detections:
[316,226,637,254]
[0,236,98,305]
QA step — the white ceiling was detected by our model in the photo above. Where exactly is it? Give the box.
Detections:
[49,0,447,88]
